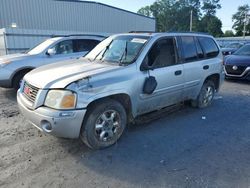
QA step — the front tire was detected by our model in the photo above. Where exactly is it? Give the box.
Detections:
[191,80,215,108]
[80,99,127,149]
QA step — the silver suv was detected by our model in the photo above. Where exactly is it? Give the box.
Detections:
[17,32,224,149]
[0,35,106,89]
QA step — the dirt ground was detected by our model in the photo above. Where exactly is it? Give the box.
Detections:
[0,80,250,188]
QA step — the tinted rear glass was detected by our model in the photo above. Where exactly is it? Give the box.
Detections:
[181,36,197,62]
[195,37,205,59]
[198,37,219,58]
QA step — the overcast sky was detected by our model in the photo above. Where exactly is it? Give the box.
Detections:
[86,0,249,32]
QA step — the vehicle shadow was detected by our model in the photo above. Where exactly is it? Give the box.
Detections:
[62,102,224,187]
[0,88,17,102]
[225,78,250,85]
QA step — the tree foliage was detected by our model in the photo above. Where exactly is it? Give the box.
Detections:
[232,4,250,36]
[199,15,223,37]
[223,30,235,37]
[137,0,223,37]
[138,6,152,17]
[201,0,221,16]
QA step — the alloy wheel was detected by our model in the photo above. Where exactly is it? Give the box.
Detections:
[95,110,121,142]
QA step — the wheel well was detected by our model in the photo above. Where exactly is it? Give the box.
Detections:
[205,74,220,91]
[12,68,33,86]
[86,94,133,122]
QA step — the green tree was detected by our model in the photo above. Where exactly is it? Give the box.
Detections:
[232,4,250,36]
[172,0,202,31]
[137,0,202,32]
[137,0,223,36]
[201,0,221,16]
[200,15,223,37]
[138,6,152,17]
[198,0,223,36]
[223,30,235,37]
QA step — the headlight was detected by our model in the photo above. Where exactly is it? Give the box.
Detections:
[44,90,77,110]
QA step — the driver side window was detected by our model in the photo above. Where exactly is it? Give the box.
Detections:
[147,38,177,69]
[52,40,73,55]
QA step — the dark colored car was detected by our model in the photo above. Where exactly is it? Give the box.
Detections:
[221,42,244,56]
[224,44,250,80]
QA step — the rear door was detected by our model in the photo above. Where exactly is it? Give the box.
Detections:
[180,36,203,100]
[181,36,220,100]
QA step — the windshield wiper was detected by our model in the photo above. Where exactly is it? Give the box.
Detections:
[92,41,112,62]
[119,41,128,65]
[92,49,103,61]
[91,46,109,62]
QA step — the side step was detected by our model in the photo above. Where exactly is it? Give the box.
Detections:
[134,102,185,125]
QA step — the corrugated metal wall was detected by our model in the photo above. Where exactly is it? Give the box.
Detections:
[0,0,155,33]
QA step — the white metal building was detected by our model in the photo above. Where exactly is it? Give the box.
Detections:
[0,0,156,55]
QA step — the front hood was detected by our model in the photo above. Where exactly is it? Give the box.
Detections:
[24,58,121,89]
[0,53,32,63]
[224,55,250,66]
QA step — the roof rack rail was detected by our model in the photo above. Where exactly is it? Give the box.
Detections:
[51,34,108,38]
[129,31,156,33]
[166,31,210,35]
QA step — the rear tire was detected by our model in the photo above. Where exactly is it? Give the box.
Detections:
[191,80,215,108]
[80,99,127,150]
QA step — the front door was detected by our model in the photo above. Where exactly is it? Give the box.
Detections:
[137,37,184,114]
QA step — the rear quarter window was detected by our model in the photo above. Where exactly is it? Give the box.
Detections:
[198,37,219,58]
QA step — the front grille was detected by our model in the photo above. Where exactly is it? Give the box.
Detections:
[225,65,246,75]
[22,82,39,104]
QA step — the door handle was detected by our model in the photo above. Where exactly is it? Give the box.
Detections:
[175,70,182,76]
[203,65,209,70]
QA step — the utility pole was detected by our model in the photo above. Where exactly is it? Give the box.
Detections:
[243,11,249,39]
[243,12,247,39]
[190,10,193,32]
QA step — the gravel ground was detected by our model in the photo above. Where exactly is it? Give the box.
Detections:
[0,80,249,188]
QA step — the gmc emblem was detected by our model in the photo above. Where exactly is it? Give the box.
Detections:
[24,86,32,96]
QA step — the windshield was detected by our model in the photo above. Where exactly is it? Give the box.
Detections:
[85,35,149,64]
[233,45,250,56]
[27,38,58,55]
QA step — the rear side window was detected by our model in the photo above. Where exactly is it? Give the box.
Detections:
[198,37,219,58]
[73,39,100,53]
[181,36,197,62]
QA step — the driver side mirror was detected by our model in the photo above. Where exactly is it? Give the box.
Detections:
[140,55,153,71]
[46,48,56,56]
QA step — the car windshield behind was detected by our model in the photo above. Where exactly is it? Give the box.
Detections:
[233,44,250,56]
[85,35,149,65]
[27,38,58,55]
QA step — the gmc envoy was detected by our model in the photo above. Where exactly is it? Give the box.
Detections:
[17,32,224,149]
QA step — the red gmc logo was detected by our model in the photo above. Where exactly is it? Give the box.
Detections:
[24,86,31,96]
